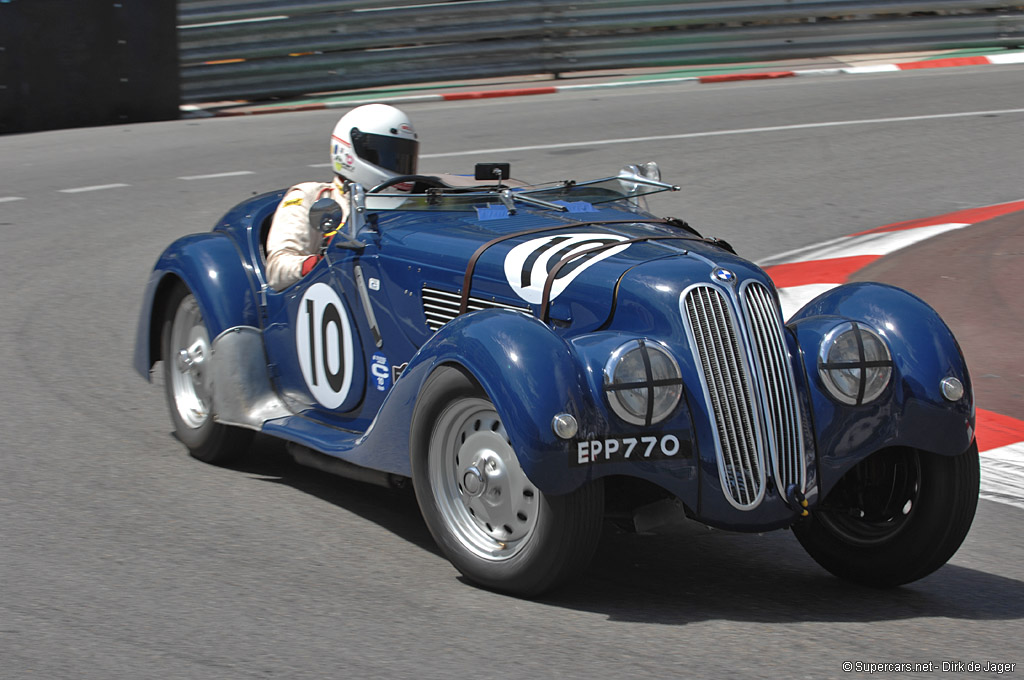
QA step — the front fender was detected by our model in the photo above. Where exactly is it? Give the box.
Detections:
[133,232,260,379]
[789,282,974,497]
[404,309,594,495]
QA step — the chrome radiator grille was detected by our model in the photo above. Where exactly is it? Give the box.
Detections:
[683,285,765,508]
[682,282,804,509]
[422,286,529,332]
[742,282,805,498]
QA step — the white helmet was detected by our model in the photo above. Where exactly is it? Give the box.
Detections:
[330,104,419,189]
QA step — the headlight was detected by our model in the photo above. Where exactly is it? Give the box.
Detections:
[604,339,682,426]
[817,322,893,405]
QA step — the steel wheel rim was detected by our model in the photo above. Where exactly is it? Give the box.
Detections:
[817,450,922,546]
[169,294,212,430]
[429,397,540,561]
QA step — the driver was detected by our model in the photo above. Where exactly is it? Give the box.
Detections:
[265,103,420,290]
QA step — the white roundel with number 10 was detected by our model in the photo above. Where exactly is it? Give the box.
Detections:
[296,282,354,409]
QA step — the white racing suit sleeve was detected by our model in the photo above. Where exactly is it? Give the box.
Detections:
[266,182,348,291]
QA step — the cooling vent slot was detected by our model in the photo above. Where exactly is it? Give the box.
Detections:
[422,286,529,331]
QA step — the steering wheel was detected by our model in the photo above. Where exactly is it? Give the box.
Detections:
[368,174,448,193]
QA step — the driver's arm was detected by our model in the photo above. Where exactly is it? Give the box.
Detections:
[266,186,319,291]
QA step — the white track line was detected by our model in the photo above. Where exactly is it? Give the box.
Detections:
[980,444,1024,510]
[421,108,1024,159]
[58,183,130,194]
[178,171,255,181]
[781,223,971,263]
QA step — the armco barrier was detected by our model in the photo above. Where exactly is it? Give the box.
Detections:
[177,1,1024,103]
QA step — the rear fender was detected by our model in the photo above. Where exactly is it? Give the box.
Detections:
[788,282,974,497]
[133,232,260,378]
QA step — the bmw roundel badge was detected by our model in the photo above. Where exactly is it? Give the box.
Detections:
[712,267,736,284]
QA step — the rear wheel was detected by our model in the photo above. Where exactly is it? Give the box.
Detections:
[161,282,253,464]
[411,367,603,596]
[793,443,978,587]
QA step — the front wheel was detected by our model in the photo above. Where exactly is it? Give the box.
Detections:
[411,367,603,596]
[161,282,253,464]
[793,443,979,587]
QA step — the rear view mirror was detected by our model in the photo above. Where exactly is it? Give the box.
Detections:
[474,163,511,182]
[309,197,364,252]
[309,197,343,234]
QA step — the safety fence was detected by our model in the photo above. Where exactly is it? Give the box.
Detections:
[178,1,1024,103]
[1,0,179,133]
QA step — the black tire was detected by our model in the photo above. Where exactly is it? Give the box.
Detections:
[793,443,979,587]
[161,282,253,464]
[410,366,604,597]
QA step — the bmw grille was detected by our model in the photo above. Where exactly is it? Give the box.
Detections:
[682,281,805,510]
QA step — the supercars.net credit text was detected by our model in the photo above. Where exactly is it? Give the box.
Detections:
[842,661,1016,674]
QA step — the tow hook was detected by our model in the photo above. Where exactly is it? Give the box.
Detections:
[787,484,810,517]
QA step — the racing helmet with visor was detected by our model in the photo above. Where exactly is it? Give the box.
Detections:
[330,104,419,189]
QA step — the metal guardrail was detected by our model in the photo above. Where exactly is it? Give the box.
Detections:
[178,1,1024,103]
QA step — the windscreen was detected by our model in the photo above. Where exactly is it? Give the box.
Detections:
[360,175,674,212]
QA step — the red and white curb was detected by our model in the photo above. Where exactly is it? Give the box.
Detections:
[821,50,1024,75]
[759,199,1024,510]
[187,49,1024,117]
[717,49,1024,83]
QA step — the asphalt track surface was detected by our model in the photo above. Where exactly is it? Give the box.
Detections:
[855,209,1024,420]
[2,64,1023,679]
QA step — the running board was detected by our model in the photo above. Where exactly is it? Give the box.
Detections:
[288,442,408,489]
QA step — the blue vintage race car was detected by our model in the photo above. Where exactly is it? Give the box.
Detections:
[134,163,978,596]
